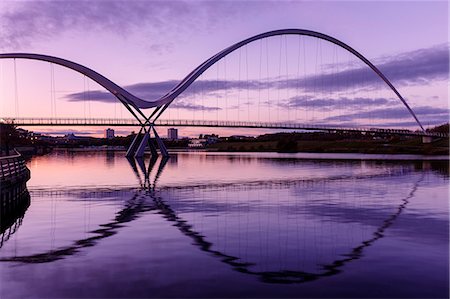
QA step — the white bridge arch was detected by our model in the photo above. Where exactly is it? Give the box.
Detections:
[0,29,426,157]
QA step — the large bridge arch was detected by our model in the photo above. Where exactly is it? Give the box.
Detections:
[0,28,424,130]
[151,29,425,131]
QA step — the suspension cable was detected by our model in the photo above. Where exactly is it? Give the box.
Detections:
[246,44,250,122]
[266,38,270,122]
[13,59,19,117]
[277,36,282,122]
[51,63,57,118]
[258,39,262,122]
[285,35,289,123]
[87,77,91,119]
[296,35,301,124]
[83,75,86,119]
[238,47,241,122]
[224,55,228,121]
[216,61,219,122]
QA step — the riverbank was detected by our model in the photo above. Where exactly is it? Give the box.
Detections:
[43,141,450,160]
[16,136,449,157]
[208,137,449,155]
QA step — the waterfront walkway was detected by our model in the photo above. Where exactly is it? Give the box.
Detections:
[0,150,30,185]
[0,150,31,248]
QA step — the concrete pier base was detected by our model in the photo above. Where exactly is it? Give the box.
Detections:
[422,136,433,144]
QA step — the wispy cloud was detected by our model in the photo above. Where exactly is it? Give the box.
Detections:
[284,96,397,110]
[65,79,256,103]
[170,100,220,111]
[64,43,448,107]
[325,106,449,123]
[0,1,273,51]
[286,43,449,91]
[65,80,231,110]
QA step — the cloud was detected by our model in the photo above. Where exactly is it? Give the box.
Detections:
[284,96,397,110]
[373,120,448,128]
[63,42,448,108]
[66,90,116,103]
[66,81,180,103]
[325,106,449,124]
[283,43,449,92]
[0,1,273,51]
[65,79,256,103]
[376,44,449,85]
[66,80,227,111]
[170,100,221,111]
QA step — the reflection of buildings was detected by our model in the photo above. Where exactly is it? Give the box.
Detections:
[105,150,115,167]
[168,155,178,165]
[167,128,178,140]
[105,128,115,139]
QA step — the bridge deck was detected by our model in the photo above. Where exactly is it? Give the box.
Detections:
[1,117,447,137]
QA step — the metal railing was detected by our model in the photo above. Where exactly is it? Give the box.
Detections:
[0,150,30,183]
[1,117,447,137]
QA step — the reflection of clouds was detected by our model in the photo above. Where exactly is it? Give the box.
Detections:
[304,203,448,244]
[0,191,155,263]
[153,171,426,283]
[324,105,449,122]
[1,166,427,285]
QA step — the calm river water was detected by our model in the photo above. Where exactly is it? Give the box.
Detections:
[0,150,448,298]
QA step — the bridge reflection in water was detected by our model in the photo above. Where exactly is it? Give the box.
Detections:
[0,153,430,285]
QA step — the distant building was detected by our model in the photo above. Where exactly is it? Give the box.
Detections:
[188,138,206,148]
[105,128,115,139]
[229,135,249,140]
[204,134,219,144]
[65,133,77,140]
[168,128,178,140]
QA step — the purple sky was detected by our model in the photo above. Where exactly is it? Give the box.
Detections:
[0,0,448,137]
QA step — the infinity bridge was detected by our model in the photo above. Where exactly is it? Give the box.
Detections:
[1,29,442,157]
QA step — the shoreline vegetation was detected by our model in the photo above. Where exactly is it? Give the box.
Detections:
[207,137,449,155]
[14,136,449,159]
[1,123,448,157]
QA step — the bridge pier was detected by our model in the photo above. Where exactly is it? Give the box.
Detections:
[134,130,150,158]
[422,136,434,144]
[126,128,143,157]
[152,127,169,157]
[126,125,169,159]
